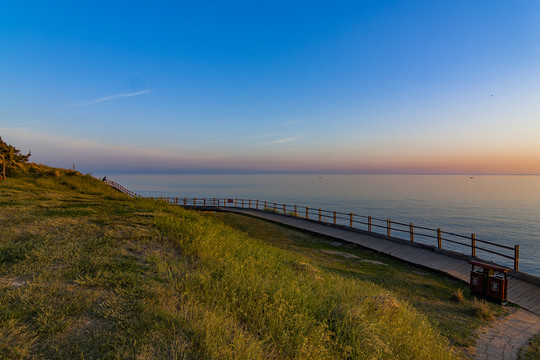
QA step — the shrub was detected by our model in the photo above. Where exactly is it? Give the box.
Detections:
[0,137,31,177]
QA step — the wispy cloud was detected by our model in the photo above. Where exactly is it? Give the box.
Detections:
[64,90,151,107]
[260,135,306,146]
[197,133,277,146]
[273,120,297,126]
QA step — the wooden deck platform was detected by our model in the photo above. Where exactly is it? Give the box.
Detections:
[220,207,540,316]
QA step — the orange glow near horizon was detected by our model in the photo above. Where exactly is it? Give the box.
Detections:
[26,144,540,175]
[7,128,540,175]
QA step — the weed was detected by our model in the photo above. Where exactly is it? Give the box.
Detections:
[452,288,465,303]
[473,298,494,320]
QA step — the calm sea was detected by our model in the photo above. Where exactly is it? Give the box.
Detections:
[96,174,540,276]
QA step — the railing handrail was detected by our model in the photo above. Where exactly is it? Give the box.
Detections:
[102,180,520,270]
[143,196,518,269]
[104,179,141,198]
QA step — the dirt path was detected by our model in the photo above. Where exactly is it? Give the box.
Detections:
[474,307,540,360]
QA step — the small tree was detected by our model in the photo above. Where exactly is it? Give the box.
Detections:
[0,136,31,178]
[0,136,31,164]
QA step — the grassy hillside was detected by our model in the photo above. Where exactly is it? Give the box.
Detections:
[0,167,499,359]
[208,212,503,349]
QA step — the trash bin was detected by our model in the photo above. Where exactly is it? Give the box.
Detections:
[487,274,507,301]
[470,269,484,296]
[469,261,509,304]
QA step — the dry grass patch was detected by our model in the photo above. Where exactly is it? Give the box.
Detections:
[473,298,494,320]
[452,288,465,303]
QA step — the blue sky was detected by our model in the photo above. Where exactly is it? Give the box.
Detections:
[2,1,540,174]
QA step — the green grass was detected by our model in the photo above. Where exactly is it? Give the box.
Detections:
[209,212,505,351]
[0,168,502,359]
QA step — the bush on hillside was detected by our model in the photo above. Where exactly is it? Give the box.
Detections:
[0,136,31,177]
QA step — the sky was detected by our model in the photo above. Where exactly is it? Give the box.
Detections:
[1,1,540,174]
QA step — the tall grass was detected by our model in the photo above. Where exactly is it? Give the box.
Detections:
[152,211,458,359]
[0,170,464,359]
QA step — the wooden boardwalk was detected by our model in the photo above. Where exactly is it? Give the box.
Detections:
[221,207,540,316]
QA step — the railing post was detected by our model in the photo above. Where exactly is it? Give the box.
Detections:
[264,200,267,210]
[249,199,251,209]
[409,223,414,242]
[318,208,322,222]
[283,204,286,215]
[387,219,391,237]
[203,198,206,208]
[273,202,276,212]
[294,205,297,216]
[256,200,259,209]
[193,198,196,207]
[333,211,337,224]
[350,212,353,228]
[175,197,178,206]
[471,233,476,257]
[217,199,220,208]
[235,199,238,207]
[514,245,520,270]
[183,198,187,206]
[305,206,309,219]
[437,228,442,249]
[368,216,372,232]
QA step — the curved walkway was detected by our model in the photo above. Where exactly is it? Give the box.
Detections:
[474,307,540,360]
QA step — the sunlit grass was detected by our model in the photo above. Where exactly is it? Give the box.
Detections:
[209,212,506,351]
[0,168,500,359]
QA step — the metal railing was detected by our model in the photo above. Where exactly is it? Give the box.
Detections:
[103,179,141,198]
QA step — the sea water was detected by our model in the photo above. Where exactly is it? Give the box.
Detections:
[96,174,540,276]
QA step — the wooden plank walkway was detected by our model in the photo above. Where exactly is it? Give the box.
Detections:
[221,207,540,316]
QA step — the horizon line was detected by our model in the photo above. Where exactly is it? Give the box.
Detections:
[86,170,540,176]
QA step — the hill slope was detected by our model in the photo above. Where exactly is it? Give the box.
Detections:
[0,170,488,359]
